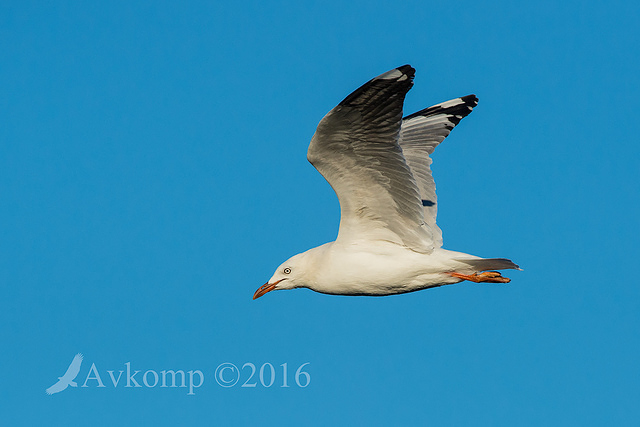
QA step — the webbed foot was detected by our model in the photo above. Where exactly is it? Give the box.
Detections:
[448,271,511,283]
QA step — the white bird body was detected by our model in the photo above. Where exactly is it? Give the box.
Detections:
[254,65,519,300]
[287,242,482,296]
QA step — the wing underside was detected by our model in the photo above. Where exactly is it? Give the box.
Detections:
[307,66,478,252]
[308,65,435,253]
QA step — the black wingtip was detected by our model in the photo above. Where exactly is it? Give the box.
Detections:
[371,65,415,82]
[403,94,479,121]
[461,94,479,106]
[396,64,415,78]
[339,65,415,107]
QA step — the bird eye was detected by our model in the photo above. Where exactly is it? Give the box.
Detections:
[283,268,291,274]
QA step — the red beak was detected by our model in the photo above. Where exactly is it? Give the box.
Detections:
[253,279,283,300]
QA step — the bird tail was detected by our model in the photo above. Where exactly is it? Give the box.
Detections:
[457,257,521,271]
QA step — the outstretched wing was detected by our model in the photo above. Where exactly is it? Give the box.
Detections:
[46,379,68,395]
[307,65,435,253]
[398,95,478,248]
[60,353,83,381]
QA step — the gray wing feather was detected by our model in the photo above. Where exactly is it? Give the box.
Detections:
[398,95,478,248]
[307,66,435,253]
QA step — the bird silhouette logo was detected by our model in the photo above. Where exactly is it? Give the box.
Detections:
[46,353,84,395]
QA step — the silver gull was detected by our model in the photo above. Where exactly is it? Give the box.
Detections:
[254,65,520,299]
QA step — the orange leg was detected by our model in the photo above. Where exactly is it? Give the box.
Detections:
[448,271,511,283]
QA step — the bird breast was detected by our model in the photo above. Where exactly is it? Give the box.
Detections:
[307,243,464,296]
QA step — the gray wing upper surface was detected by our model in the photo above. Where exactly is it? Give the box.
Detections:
[398,95,478,248]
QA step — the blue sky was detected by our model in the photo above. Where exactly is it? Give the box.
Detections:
[1,0,639,425]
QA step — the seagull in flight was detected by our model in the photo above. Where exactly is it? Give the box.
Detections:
[254,65,519,299]
[46,353,83,395]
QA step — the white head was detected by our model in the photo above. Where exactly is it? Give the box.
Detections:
[253,252,313,299]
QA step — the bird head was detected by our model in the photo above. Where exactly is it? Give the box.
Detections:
[253,252,309,299]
